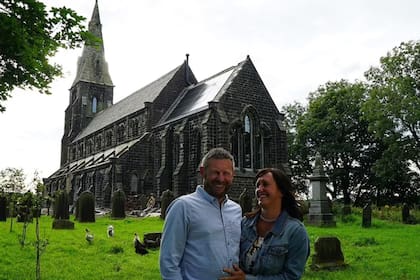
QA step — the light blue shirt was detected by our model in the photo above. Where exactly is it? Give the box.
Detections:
[160,186,242,280]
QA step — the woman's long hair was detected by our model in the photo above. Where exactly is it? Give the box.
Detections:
[245,168,303,221]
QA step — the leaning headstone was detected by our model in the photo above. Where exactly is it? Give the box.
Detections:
[311,236,347,270]
[362,203,372,228]
[160,189,175,220]
[0,195,7,221]
[402,203,410,224]
[239,188,253,215]
[307,153,336,227]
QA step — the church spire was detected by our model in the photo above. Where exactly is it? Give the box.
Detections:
[71,0,113,88]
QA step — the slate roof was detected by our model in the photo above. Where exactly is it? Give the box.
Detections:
[74,65,182,141]
[159,59,245,125]
[49,137,143,179]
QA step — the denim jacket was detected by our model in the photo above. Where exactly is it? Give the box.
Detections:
[239,211,310,280]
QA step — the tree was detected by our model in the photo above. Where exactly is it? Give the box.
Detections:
[0,167,26,232]
[295,80,378,204]
[0,167,26,193]
[364,40,420,173]
[281,102,311,195]
[0,0,94,112]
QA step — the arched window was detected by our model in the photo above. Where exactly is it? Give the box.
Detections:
[230,109,264,170]
[92,97,97,113]
[106,131,113,147]
[117,124,126,142]
[86,139,93,155]
[230,127,240,167]
[173,133,180,167]
[96,135,102,150]
[129,118,139,137]
[243,114,252,168]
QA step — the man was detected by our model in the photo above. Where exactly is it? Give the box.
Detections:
[160,147,242,280]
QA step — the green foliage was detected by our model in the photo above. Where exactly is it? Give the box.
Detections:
[294,80,379,204]
[363,40,420,173]
[0,0,98,112]
[53,190,70,220]
[0,167,26,193]
[77,191,95,223]
[281,102,311,195]
[111,189,126,219]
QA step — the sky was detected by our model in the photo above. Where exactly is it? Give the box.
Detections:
[1,0,420,183]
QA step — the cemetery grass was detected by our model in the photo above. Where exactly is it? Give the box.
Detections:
[1,214,419,280]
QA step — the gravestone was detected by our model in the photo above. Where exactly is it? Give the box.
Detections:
[307,153,336,227]
[0,196,7,221]
[402,203,410,224]
[311,236,347,270]
[362,203,372,228]
[239,188,253,215]
[160,189,175,220]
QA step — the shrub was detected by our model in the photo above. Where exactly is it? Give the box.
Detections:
[78,191,95,223]
[111,189,126,219]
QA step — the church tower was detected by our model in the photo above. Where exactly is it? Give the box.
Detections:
[61,0,114,166]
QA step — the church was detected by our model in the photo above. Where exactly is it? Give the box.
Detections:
[45,1,288,209]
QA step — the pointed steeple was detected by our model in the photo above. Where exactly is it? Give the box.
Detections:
[71,0,113,88]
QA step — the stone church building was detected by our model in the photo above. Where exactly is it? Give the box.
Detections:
[45,1,288,209]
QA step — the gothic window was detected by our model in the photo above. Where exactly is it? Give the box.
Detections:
[71,147,76,160]
[173,133,180,167]
[230,109,264,170]
[106,131,113,147]
[78,143,84,158]
[129,118,139,137]
[243,115,252,168]
[117,124,126,142]
[230,127,240,167]
[87,139,93,155]
[92,97,97,113]
[96,135,102,150]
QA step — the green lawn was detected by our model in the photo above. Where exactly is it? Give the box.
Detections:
[0,214,419,280]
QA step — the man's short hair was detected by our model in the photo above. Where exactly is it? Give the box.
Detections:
[200,147,235,169]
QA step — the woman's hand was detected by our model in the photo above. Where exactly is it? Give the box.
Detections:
[219,264,246,280]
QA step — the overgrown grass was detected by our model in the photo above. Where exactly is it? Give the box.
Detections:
[1,213,419,279]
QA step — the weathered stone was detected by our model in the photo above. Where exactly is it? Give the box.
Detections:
[362,203,372,228]
[160,189,175,220]
[402,203,410,224]
[311,236,347,270]
[307,153,336,227]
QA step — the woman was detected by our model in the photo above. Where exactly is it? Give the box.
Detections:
[221,168,310,280]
